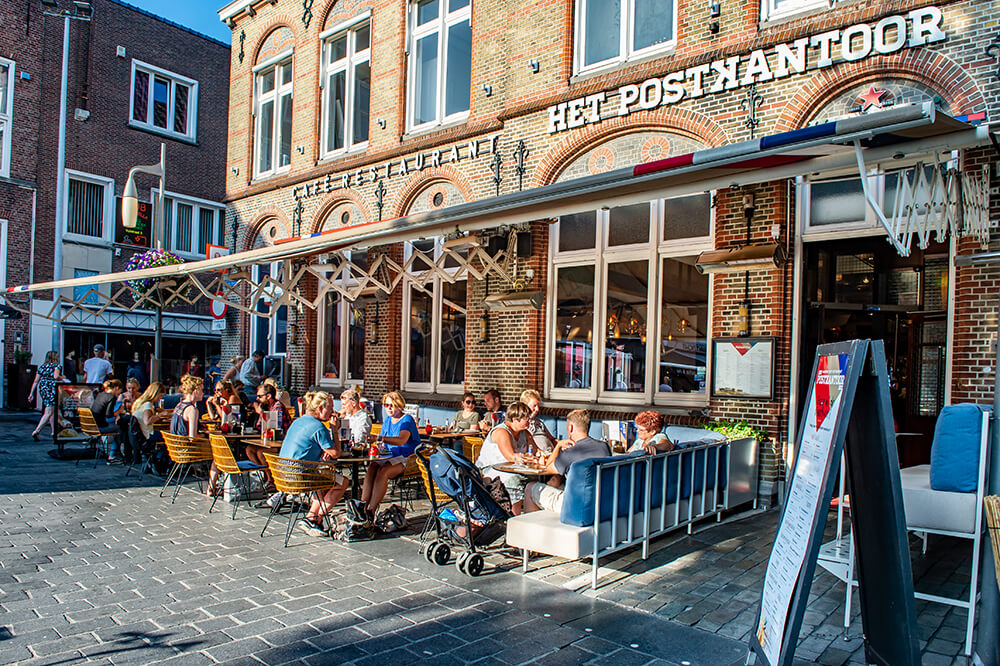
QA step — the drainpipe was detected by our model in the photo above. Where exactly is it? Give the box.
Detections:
[50,14,70,353]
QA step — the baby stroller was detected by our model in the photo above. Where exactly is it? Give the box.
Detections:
[415,444,511,576]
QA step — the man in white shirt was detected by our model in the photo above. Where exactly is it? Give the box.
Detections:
[239,350,264,388]
[340,390,372,445]
[83,345,113,384]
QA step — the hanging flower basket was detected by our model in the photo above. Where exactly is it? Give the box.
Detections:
[124,248,184,299]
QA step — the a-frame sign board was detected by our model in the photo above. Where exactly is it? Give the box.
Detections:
[749,340,920,666]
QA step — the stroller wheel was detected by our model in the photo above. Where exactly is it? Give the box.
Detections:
[430,541,451,566]
[455,551,471,573]
[424,541,439,563]
[464,553,485,577]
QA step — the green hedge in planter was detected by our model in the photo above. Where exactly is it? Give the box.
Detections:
[702,420,768,442]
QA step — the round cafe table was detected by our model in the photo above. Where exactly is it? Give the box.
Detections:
[492,462,550,479]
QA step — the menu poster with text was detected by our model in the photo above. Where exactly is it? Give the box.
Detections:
[755,353,848,665]
[713,339,773,398]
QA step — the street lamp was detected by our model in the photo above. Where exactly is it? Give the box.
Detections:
[122,143,167,383]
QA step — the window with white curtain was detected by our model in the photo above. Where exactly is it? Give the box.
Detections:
[575,0,675,74]
[254,55,293,178]
[407,0,472,131]
[0,58,13,178]
[402,238,467,392]
[321,17,371,157]
[549,194,712,405]
[130,60,198,141]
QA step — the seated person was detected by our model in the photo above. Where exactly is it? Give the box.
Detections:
[476,401,534,515]
[128,382,165,468]
[477,389,503,433]
[278,391,350,537]
[627,410,675,454]
[358,391,421,521]
[91,379,125,464]
[520,389,557,454]
[451,392,480,432]
[206,380,243,422]
[262,377,293,412]
[523,409,611,514]
[253,383,292,433]
[170,374,220,496]
[340,389,372,447]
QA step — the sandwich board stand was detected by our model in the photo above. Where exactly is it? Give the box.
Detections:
[748,339,920,666]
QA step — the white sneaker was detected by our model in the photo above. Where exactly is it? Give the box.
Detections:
[266,491,283,508]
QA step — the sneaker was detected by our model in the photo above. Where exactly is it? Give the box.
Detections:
[106,456,123,465]
[266,491,283,508]
[296,518,327,537]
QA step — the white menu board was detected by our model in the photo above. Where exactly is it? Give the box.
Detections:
[712,338,774,399]
[754,353,848,665]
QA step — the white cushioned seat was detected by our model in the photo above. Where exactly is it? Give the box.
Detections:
[506,511,593,560]
[899,464,977,534]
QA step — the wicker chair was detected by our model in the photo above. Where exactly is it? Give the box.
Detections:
[159,432,213,503]
[209,434,267,519]
[462,436,484,462]
[262,453,342,546]
[77,407,115,468]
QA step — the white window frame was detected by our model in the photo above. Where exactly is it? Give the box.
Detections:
[251,261,288,358]
[761,0,828,22]
[128,59,199,141]
[574,0,677,75]
[150,188,224,259]
[320,13,371,159]
[253,52,294,179]
[546,196,713,406]
[63,169,114,244]
[0,58,14,178]
[316,251,367,388]
[406,0,472,133]
[400,238,467,394]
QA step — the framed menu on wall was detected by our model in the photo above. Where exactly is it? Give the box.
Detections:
[711,337,776,400]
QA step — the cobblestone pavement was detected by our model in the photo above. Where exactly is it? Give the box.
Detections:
[0,419,744,666]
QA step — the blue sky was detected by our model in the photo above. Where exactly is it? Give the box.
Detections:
[126,0,232,44]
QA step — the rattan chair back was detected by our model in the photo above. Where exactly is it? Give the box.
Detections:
[370,422,382,436]
[416,446,451,505]
[462,436,484,462]
[209,434,241,474]
[78,408,102,438]
[263,453,338,495]
[161,432,213,465]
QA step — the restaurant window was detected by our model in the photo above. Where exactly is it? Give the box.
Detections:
[254,55,293,178]
[152,190,224,259]
[402,238,467,393]
[575,0,675,74]
[548,193,712,405]
[761,0,826,21]
[65,171,113,242]
[318,251,367,387]
[251,262,288,357]
[321,16,371,157]
[407,0,472,131]
[0,58,13,178]
[130,60,198,141]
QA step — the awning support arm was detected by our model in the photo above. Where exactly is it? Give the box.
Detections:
[853,139,909,256]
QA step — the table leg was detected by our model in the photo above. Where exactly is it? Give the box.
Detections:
[351,461,361,500]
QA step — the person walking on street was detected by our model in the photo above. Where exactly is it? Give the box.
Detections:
[29,351,64,441]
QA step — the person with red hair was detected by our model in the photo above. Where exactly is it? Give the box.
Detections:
[628,410,675,454]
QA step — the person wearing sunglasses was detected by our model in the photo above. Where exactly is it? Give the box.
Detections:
[450,392,480,433]
[357,392,421,520]
[205,381,242,422]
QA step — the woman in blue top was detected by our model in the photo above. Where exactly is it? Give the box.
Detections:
[360,391,421,520]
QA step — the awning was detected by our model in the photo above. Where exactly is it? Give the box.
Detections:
[3,102,992,322]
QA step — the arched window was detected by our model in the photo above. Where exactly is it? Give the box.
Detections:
[253,28,295,178]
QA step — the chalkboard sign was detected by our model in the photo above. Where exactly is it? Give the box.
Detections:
[749,339,919,666]
[115,197,153,248]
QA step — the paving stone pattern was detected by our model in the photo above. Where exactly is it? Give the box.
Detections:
[0,420,744,666]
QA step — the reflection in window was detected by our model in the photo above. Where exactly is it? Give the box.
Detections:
[659,258,708,393]
[604,261,648,392]
[440,281,466,385]
[347,302,365,381]
[323,294,342,380]
[554,265,595,389]
[558,211,597,252]
[408,286,434,383]
[608,203,650,246]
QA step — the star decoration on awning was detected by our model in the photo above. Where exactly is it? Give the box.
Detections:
[856,86,889,112]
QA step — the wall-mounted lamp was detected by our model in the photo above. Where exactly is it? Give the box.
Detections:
[367,307,378,344]
[296,145,304,154]
[482,84,493,97]
[376,118,386,129]
[232,167,240,176]
[479,312,489,343]
[288,323,299,346]
[529,59,540,73]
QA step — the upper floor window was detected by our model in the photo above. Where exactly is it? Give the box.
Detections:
[576,0,675,73]
[761,0,826,20]
[0,58,15,178]
[152,189,224,259]
[321,16,371,157]
[254,55,293,178]
[408,0,472,131]
[130,60,198,141]
[65,170,113,243]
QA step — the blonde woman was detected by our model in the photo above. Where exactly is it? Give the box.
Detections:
[221,355,243,383]
[519,389,557,454]
[171,374,218,496]
[129,382,165,466]
[29,351,64,440]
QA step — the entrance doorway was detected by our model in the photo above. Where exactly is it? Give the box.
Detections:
[800,238,949,467]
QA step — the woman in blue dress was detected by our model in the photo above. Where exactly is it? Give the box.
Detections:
[359,391,421,520]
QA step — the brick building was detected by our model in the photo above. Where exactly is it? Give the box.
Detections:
[0,0,229,403]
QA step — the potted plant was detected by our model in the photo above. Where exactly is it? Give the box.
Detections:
[701,419,769,442]
[7,349,37,410]
[124,248,184,299]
